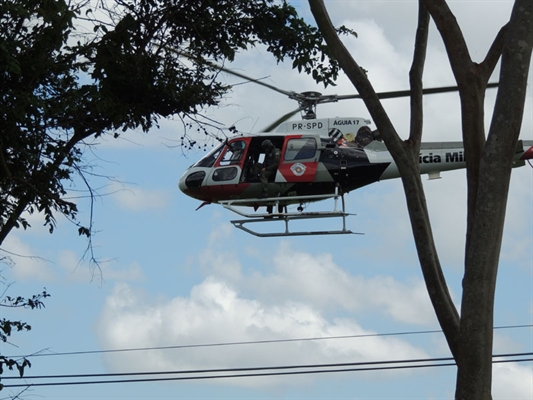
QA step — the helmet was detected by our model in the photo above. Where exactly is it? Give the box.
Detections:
[261,140,274,151]
[328,128,343,143]
[355,126,373,147]
[230,140,245,150]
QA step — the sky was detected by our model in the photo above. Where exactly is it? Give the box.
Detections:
[1,1,532,399]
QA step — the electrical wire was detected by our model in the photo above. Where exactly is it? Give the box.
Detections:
[1,353,532,388]
[7,324,532,359]
[1,325,531,389]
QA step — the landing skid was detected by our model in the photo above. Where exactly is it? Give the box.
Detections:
[220,192,363,237]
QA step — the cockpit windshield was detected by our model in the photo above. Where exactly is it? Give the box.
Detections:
[193,143,224,168]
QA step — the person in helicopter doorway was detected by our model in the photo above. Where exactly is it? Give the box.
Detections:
[258,139,281,199]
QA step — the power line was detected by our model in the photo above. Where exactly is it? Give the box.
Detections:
[8,323,533,359]
[2,353,532,389]
[5,352,533,380]
[2,354,461,380]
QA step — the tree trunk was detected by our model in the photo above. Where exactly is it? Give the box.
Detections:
[455,2,533,398]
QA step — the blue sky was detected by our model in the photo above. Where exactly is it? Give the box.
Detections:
[1,1,532,399]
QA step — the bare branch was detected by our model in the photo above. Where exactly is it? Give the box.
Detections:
[407,1,429,149]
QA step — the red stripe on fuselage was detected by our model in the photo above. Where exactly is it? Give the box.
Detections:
[183,183,251,203]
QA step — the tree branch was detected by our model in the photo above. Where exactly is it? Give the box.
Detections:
[408,1,429,149]
[480,23,508,77]
[422,0,473,83]
[308,0,460,357]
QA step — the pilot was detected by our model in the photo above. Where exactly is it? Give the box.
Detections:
[228,140,245,164]
[259,139,281,198]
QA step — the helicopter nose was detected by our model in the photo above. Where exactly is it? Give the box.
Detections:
[178,173,188,194]
[178,169,206,194]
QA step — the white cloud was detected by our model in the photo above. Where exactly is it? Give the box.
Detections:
[493,362,533,400]
[95,233,447,390]
[237,242,437,326]
[97,278,429,388]
[108,181,169,212]
[342,19,411,91]
[1,235,56,282]
[189,222,439,327]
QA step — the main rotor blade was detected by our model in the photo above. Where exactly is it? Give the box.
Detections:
[261,108,301,132]
[374,86,455,99]
[324,82,499,103]
[215,66,296,98]
[160,43,296,98]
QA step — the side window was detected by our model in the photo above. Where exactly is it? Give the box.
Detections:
[285,138,317,161]
[212,167,238,182]
[220,140,246,166]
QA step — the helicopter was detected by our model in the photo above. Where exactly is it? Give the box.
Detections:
[178,77,533,237]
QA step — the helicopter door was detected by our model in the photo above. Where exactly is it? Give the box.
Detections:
[206,139,248,186]
[278,136,319,182]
